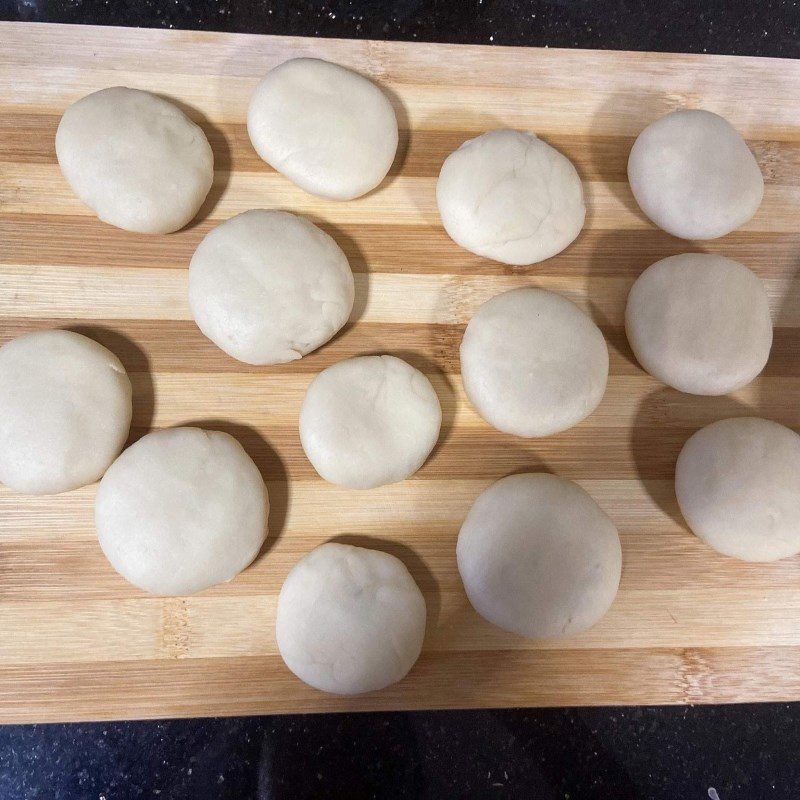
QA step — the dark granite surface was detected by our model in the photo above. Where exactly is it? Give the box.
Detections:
[3,2,800,799]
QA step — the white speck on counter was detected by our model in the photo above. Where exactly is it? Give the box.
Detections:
[708,788,721,800]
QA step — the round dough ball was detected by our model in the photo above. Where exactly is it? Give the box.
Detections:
[276,542,426,694]
[625,253,772,395]
[96,427,268,595]
[247,58,398,200]
[0,330,132,495]
[675,417,800,562]
[457,473,622,639]
[300,355,441,489]
[460,287,608,437]
[56,87,214,234]
[189,210,354,365]
[628,109,763,240]
[436,129,585,265]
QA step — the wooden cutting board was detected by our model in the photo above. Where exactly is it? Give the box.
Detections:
[2,22,800,724]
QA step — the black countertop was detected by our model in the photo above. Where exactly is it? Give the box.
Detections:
[3,2,800,799]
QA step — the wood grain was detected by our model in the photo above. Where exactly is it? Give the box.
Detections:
[2,22,800,723]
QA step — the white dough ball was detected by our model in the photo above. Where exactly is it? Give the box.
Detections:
[300,355,441,489]
[436,129,585,265]
[0,330,132,495]
[189,210,354,365]
[675,417,800,562]
[460,287,608,437]
[457,473,622,639]
[247,58,398,200]
[96,427,269,595]
[56,87,214,234]
[627,109,764,240]
[276,542,426,694]
[625,253,772,395]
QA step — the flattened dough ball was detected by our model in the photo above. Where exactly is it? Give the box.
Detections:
[436,129,585,265]
[675,417,800,562]
[189,210,354,365]
[460,287,608,437]
[276,542,426,694]
[628,109,763,240]
[96,427,269,595]
[0,331,132,495]
[56,87,214,234]
[300,355,441,489]
[247,58,398,200]
[457,473,622,639]
[625,253,772,395]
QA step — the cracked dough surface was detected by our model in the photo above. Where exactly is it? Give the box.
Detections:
[0,330,132,495]
[457,473,622,639]
[460,287,608,437]
[247,57,398,200]
[676,417,800,562]
[56,87,214,234]
[300,355,441,489]
[96,427,269,595]
[625,253,772,395]
[276,542,426,694]
[189,210,354,365]
[436,129,585,265]
[628,109,763,240]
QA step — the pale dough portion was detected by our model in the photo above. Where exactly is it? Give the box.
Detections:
[247,58,398,200]
[625,253,772,395]
[436,129,585,265]
[56,87,214,234]
[460,287,608,437]
[96,427,269,595]
[628,109,763,240]
[675,417,800,562]
[0,330,132,495]
[276,542,426,695]
[299,355,442,489]
[457,473,622,639]
[189,210,354,365]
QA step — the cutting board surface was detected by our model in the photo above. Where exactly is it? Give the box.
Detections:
[2,22,800,723]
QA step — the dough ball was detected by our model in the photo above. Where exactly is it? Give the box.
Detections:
[460,287,608,437]
[625,253,772,395]
[675,417,800,562]
[436,129,585,265]
[96,427,268,595]
[0,330,132,495]
[56,87,214,234]
[628,109,763,240]
[189,210,354,365]
[276,542,426,694]
[247,58,398,200]
[300,355,441,489]
[457,473,622,639]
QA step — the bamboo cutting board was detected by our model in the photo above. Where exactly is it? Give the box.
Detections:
[2,22,800,724]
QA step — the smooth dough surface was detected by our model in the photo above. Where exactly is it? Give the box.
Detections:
[625,253,772,395]
[299,355,441,489]
[627,109,763,240]
[675,417,800,562]
[460,287,608,437]
[189,210,355,365]
[247,58,398,200]
[457,473,622,639]
[56,87,214,234]
[436,129,585,265]
[96,427,269,595]
[0,330,132,495]
[276,542,426,694]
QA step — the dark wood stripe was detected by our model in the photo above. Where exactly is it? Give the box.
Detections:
[3,214,800,278]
